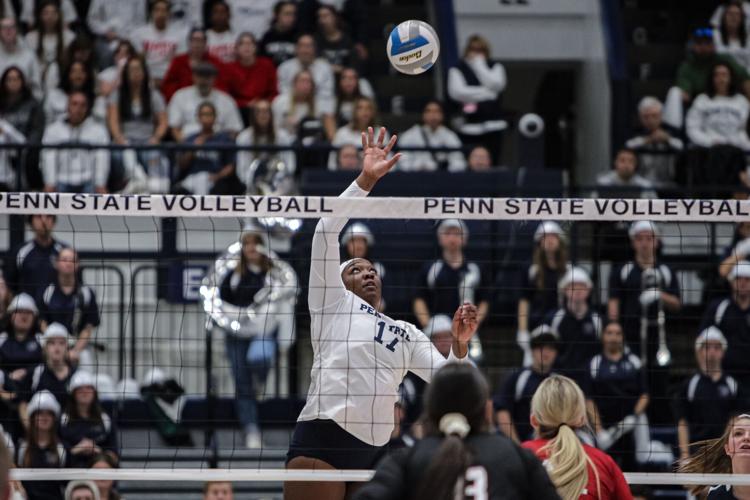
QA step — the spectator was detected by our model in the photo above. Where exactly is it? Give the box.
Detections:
[277,34,334,100]
[225,33,278,117]
[719,222,750,280]
[674,327,745,461]
[0,66,45,189]
[106,55,169,183]
[225,0,275,39]
[329,96,384,168]
[712,1,750,31]
[38,248,100,368]
[43,34,102,93]
[167,62,242,141]
[5,214,66,298]
[0,117,24,191]
[467,145,492,171]
[175,101,241,195]
[663,28,750,128]
[587,321,649,472]
[625,97,684,188]
[86,0,146,61]
[297,0,370,69]
[60,371,118,468]
[168,0,202,29]
[398,100,467,172]
[686,61,750,195]
[271,69,335,140]
[516,221,568,366]
[204,481,233,500]
[24,0,75,91]
[42,91,110,193]
[595,148,657,199]
[314,5,358,74]
[333,143,359,170]
[217,230,288,448]
[96,40,136,98]
[333,66,374,126]
[20,0,77,30]
[161,28,228,102]
[714,1,750,72]
[236,99,295,187]
[340,222,385,290]
[259,1,298,66]
[0,294,43,386]
[17,390,66,500]
[494,325,558,443]
[413,219,489,329]
[0,17,42,99]
[64,481,100,500]
[701,261,750,386]
[546,266,602,386]
[447,34,506,163]
[44,60,106,125]
[89,453,121,500]
[608,221,681,421]
[129,0,187,87]
[206,1,236,63]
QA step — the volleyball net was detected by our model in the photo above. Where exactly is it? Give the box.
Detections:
[3,190,750,497]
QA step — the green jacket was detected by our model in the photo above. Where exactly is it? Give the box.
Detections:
[676,52,750,97]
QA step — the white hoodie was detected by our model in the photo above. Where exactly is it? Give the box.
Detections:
[41,116,110,188]
[0,40,42,99]
[686,93,750,149]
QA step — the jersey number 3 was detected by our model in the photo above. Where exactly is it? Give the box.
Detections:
[374,321,399,352]
[459,466,488,500]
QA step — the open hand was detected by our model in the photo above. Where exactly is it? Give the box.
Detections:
[358,127,401,191]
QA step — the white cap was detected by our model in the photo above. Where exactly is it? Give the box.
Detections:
[69,370,96,393]
[27,390,61,418]
[424,314,453,337]
[142,367,167,387]
[65,480,101,500]
[558,266,593,291]
[341,222,374,246]
[534,221,565,243]
[7,293,38,315]
[529,324,560,347]
[628,220,659,239]
[42,322,69,345]
[240,223,269,248]
[728,260,750,281]
[695,326,728,351]
[437,219,469,239]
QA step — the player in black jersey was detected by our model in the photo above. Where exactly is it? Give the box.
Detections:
[678,414,750,499]
[353,363,560,500]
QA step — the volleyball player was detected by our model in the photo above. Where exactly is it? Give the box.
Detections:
[284,127,479,500]
[353,363,560,500]
[523,375,632,500]
[678,414,750,499]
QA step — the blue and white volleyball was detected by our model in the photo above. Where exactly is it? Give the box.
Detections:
[387,20,440,75]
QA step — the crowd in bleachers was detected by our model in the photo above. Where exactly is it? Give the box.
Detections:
[0,0,500,198]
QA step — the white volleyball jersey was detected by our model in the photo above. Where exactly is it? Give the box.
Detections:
[298,181,467,446]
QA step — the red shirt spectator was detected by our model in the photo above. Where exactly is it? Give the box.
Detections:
[226,33,278,109]
[522,438,632,500]
[161,29,229,101]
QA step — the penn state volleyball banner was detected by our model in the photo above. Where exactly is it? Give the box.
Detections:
[1,192,750,221]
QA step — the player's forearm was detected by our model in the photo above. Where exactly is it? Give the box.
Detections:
[355,171,378,192]
[451,339,468,359]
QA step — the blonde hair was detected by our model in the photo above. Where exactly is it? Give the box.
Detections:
[531,375,600,500]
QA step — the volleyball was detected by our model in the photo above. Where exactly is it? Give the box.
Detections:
[386,20,440,75]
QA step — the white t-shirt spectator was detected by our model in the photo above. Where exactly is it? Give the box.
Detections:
[108,88,167,142]
[129,23,187,80]
[711,2,750,32]
[44,89,107,125]
[595,171,658,199]
[714,30,750,72]
[0,118,24,188]
[0,43,42,99]
[398,124,467,172]
[87,0,147,41]
[207,29,237,63]
[21,0,77,27]
[168,86,243,137]
[686,93,750,149]
[227,0,275,38]
[277,58,335,100]
[24,29,75,67]
[272,92,334,137]
[41,116,110,189]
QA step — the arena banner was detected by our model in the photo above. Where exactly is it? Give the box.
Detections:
[0,192,750,221]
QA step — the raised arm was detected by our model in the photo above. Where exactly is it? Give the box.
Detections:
[308,127,401,311]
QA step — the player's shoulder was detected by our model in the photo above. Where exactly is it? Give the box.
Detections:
[583,443,621,470]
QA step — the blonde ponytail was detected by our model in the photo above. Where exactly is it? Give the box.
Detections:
[531,375,601,500]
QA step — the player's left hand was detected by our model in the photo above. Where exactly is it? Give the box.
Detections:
[451,302,478,343]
